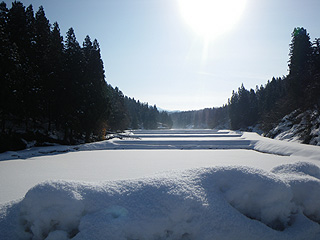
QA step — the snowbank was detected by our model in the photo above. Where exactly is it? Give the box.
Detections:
[1,163,320,240]
[243,132,320,160]
[266,109,320,146]
[2,129,320,161]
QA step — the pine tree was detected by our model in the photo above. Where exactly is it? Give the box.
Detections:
[288,27,312,104]
[82,36,109,140]
[7,1,27,49]
[310,38,320,105]
[47,22,64,131]
[0,1,10,132]
[32,6,52,120]
[63,27,85,142]
[289,27,312,76]
[7,1,36,128]
[25,4,35,50]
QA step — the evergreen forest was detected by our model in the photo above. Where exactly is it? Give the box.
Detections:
[0,1,172,152]
[228,27,320,132]
[1,1,320,152]
[170,107,228,129]
[172,27,320,139]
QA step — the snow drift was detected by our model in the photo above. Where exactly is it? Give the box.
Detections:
[1,162,320,240]
[1,130,320,239]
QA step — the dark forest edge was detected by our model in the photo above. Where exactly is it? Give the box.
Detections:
[2,1,320,153]
[0,1,172,152]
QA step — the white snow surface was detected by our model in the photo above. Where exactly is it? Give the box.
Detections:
[1,129,320,240]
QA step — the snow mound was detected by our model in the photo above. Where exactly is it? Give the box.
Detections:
[20,181,85,239]
[199,167,293,230]
[272,162,320,224]
[1,163,320,240]
[272,161,320,179]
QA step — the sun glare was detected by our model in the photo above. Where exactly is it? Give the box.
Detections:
[178,0,247,40]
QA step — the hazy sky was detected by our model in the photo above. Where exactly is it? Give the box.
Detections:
[4,0,320,110]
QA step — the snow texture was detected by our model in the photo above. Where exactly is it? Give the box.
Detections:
[1,164,320,240]
[267,108,320,146]
[1,130,320,239]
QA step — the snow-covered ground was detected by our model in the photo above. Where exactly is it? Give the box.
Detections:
[267,108,320,145]
[1,129,320,239]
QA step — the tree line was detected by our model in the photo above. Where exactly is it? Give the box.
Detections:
[172,27,320,132]
[0,1,171,152]
[170,106,229,129]
[228,27,320,131]
[2,2,316,151]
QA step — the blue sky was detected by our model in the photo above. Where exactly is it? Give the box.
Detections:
[4,0,320,110]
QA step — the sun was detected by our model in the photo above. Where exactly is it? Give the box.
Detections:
[178,0,247,40]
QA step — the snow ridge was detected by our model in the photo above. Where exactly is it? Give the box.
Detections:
[1,163,320,240]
